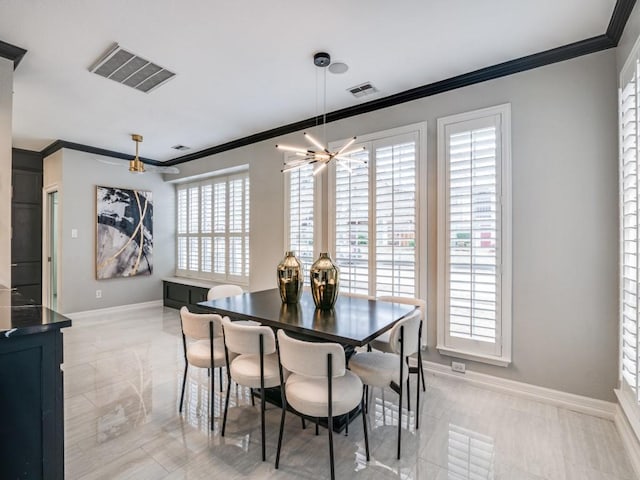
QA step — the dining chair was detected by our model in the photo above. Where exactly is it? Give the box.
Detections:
[206,284,245,390]
[348,309,421,460]
[207,284,244,301]
[275,330,369,480]
[178,306,229,431]
[221,318,285,461]
[370,297,427,409]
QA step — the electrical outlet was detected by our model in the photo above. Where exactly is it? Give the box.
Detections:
[451,361,466,373]
[96,290,102,299]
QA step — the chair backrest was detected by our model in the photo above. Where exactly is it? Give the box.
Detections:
[207,284,244,301]
[277,330,345,378]
[377,296,426,322]
[378,296,426,347]
[180,306,224,340]
[388,309,422,356]
[222,317,276,355]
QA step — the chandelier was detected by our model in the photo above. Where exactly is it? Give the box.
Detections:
[277,52,366,175]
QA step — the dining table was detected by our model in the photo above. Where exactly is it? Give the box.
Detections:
[197,288,416,431]
[197,288,415,346]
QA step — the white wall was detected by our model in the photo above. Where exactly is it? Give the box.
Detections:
[45,149,175,313]
[0,57,12,287]
[172,49,619,401]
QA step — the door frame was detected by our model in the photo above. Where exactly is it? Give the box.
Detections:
[42,184,61,311]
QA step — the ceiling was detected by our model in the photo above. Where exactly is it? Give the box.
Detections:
[0,0,617,162]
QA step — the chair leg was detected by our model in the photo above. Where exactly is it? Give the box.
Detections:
[219,367,223,392]
[179,363,188,413]
[407,374,411,418]
[301,417,306,429]
[345,414,349,436]
[221,375,232,436]
[210,370,215,431]
[261,386,266,461]
[250,388,256,407]
[361,390,370,461]
[328,411,335,480]
[315,418,319,436]
[419,349,426,392]
[397,327,404,460]
[275,391,287,469]
[416,364,420,430]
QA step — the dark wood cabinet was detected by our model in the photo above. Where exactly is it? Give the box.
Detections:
[11,149,43,305]
[163,280,210,311]
[0,303,70,480]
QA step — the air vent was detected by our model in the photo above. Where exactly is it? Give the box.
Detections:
[171,145,191,151]
[348,82,378,98]
[90,44,176,93]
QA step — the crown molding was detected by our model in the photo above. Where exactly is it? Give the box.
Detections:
[164,34,615,166]
[0,39,27,69]
[607,0,637,43]
[40,139,161,166]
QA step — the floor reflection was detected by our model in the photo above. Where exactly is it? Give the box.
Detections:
[446,424,495,480]
[95,347,152,443]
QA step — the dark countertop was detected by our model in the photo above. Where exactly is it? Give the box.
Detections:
[0,285,72,338]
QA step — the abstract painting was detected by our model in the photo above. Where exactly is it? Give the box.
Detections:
[96,186,153,279]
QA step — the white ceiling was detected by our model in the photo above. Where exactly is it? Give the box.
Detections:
[0,0,616,161]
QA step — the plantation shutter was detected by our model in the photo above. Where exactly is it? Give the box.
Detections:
[332,132,418,298]
[374,134,417,297]
[440,113,504,358]
[334,148,370,296]
[287,164,316,281]
[175,171,249,283]
[621,59,639,397]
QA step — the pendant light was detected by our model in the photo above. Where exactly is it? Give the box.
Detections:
[277,52,366,175]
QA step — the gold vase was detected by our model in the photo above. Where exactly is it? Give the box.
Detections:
[310,252,340,310]
[277,251,304,303]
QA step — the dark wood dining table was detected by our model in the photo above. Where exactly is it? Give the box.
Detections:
[197,288,416,432]
[197,288,416,347]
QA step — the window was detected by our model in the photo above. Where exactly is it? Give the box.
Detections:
[176,171,249,283]
[618,45,640,438]
[284,162,317,282]
[329,124,427,298]
[437,104,511,366]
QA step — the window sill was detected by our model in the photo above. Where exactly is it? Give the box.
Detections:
[436,345,511,367]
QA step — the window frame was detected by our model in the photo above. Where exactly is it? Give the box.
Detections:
[617,34,640,443]
[175,169,250,285]
[436,104,512,367]
[327,122,428,302]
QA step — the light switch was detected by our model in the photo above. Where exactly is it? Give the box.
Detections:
[71,229,78,239]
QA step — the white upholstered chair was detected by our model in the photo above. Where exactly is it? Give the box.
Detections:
[207,284,244,301]
[349,309,421,459]
[178,306,230,431]
[370,296,426,426]
[275,330,369,480]
[221,318,285,461]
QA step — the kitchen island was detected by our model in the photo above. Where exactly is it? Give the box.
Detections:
[0,285,72,480]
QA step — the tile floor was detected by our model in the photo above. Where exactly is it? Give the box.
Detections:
[62,305,637,480]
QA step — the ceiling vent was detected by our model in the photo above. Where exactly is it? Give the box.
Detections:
[348,82,378,98]
[90,44,176,93]
[171,144,190,151]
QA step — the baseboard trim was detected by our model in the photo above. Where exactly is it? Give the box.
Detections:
[615,404,640,478]
[66,300,164,319]
[421,360,616,420]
